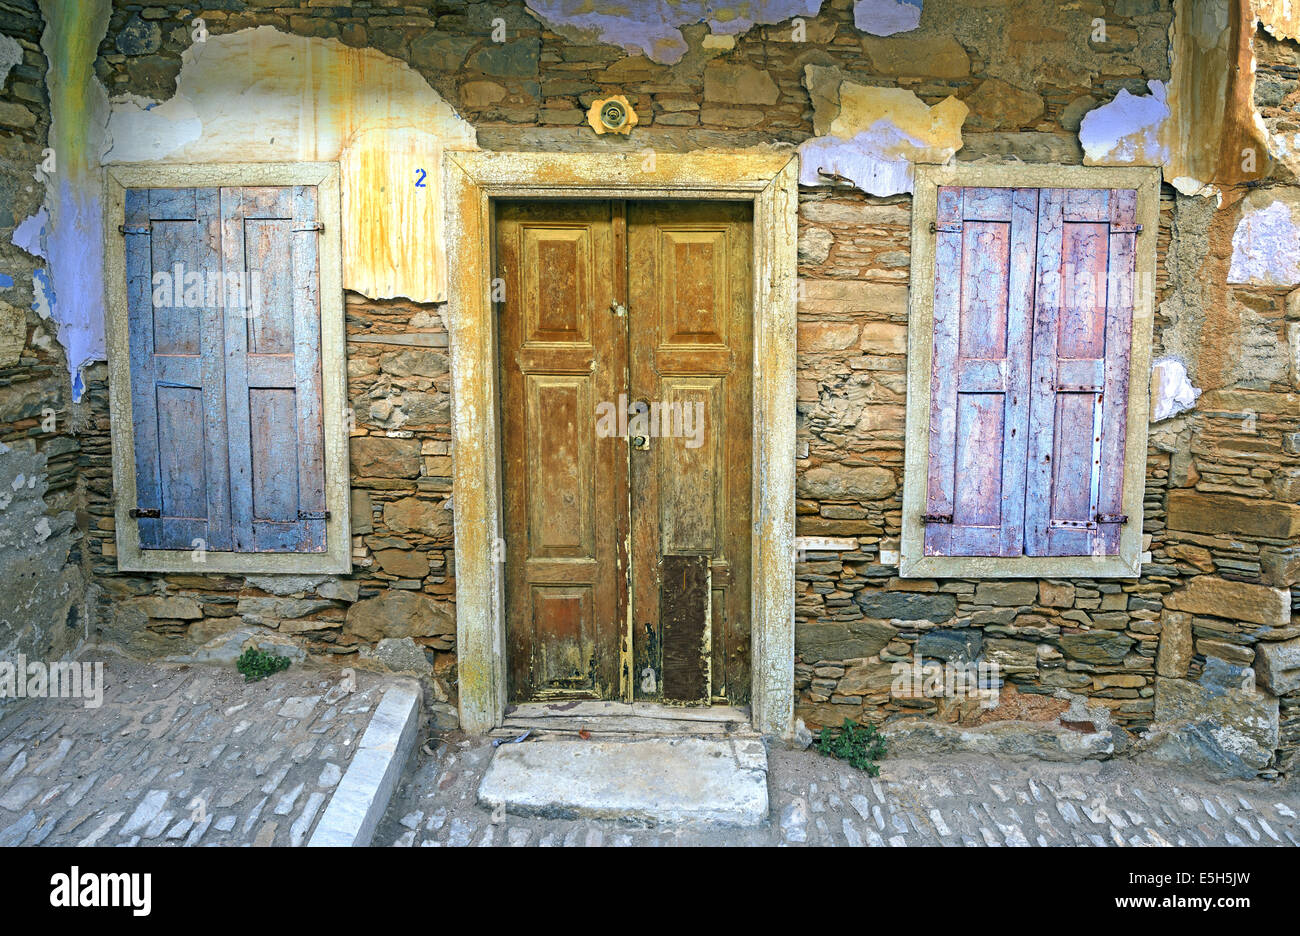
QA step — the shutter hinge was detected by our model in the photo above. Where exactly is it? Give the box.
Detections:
[129,507,160,519]
[298,509,330,521]
[118,224,151,236]
[922,513,954,524]
[1095,513,1129,525]
[291,221,324,233]
[1110,224,1142,234]
[930,222,962,234]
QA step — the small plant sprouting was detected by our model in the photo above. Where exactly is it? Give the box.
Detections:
[236,645,291,683]
[813,718,887,776]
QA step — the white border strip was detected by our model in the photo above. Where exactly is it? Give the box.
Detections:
[308,680,421,847]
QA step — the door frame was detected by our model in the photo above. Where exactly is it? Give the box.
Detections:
[443,151,798,738]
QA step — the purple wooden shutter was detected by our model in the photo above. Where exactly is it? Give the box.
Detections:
[1024,188,1136,556]
[221,185,327,552]
[125,187,233,550]
[924,186,1036,557]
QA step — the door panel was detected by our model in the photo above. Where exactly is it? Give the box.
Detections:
[498,200,752,706]
[498,201,627,702]
[628,201,752,704]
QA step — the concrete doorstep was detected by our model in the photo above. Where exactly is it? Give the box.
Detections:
[477,736,770,827]
[308,680,422,846]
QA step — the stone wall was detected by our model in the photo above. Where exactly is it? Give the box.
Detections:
[0,0,87,674]
[67,0,1300,774]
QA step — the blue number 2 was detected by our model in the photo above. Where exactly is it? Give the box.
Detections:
[415,168,426,188]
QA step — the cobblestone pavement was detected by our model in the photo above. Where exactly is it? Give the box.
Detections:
[376,735,1300,847]
[0,650,390,846]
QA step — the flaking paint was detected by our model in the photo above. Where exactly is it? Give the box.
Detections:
[524,0,825,64]
[37,0,111,400]
[798,68,966,196]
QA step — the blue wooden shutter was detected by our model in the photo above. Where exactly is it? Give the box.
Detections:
[221,185,327,552]
[924,186,1037,557]
[125,187,233,550]
[1024,188,1137,556]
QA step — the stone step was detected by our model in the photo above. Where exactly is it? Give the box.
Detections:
[478,737,770,827]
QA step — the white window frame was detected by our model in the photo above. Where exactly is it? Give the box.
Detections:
[104,162,351,574]
[900,164,1160,579]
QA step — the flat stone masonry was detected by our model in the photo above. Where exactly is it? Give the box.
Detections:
[478,737,770,827]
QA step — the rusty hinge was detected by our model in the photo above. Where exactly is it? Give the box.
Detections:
[922,513,954,524]
[129,507,160,519]
[298,509,330,521]
[1110,224,1143,234]
[1058,519,1096,530]
[930,222,962,234]
[118,224,151,236]
[1095,513,1129,525]
[292,221,324,233]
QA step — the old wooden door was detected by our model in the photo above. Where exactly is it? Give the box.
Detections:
[496,200,752,706]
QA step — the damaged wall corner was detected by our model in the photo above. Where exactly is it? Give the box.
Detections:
[1080,0,1271,196]
[103,26,477,305]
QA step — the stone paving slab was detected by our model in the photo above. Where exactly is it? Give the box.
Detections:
[478,737,769,826]
[378,735,1300,847]
[0,649,410,847]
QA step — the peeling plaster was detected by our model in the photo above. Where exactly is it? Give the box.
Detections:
[1150,358,1202,422]
[1079,80,1171,171]
[1228,198,1300,285]
[798,68,965,196]
[524,0,825,64]
[11,209,47,259]
[1255,0,1300,40]
[37,0,111,401]
[853,0,922,36]
[102,27,476,304]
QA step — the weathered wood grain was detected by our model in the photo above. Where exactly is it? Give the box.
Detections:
[924,186,1035,558]
[628,200,753,705]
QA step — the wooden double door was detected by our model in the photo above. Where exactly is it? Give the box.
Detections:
[496,200,752,706]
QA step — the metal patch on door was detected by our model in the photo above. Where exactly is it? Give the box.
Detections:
[660,554,711,703]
